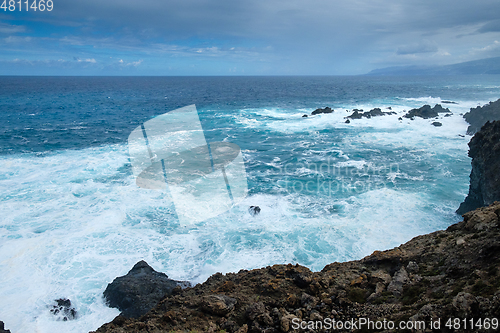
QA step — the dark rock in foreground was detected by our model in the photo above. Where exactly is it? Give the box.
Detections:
[457,120,500,215]
[50,298,77,321]
[346,107,396,120]
[431,122,442,127]
[103,260,191,318]
[463,99,500,135]
[403,104,450,119]
[311,107,333,115]
[0,321,10,333]
[94,203,500,333]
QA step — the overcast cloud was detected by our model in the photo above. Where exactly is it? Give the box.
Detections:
[0,0,499,75]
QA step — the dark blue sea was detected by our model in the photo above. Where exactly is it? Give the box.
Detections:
[1,75,500,332]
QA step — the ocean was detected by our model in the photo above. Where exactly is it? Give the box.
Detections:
[1,75,500,332]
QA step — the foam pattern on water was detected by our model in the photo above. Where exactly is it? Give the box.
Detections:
[2,77,499,332]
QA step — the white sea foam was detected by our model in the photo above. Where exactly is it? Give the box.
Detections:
[0,98,475,332]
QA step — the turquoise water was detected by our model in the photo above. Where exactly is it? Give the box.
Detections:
[1,75,500,332]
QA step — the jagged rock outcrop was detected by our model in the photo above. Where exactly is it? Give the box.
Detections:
[49,298,77,321]
[94,203,500,333]
[103,260,191,318]
[311,107,333,115]
[0,321,10,333]
[457,120,500,215]
[346,107,396,120]
[403,104,450,119]
[463,99,500,135]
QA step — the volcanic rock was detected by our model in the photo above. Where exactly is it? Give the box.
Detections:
[93,202,500,333]
[346,107,396,120]
[103,260,191,318]
[0,322,10,333]
[49,298,77,321]
[311,107,333,115]
[403,104,450,119]
[457,120,500,215]
[463,98,500,135]
[248,206,261,216]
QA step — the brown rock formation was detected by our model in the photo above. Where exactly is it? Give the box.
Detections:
[94,203,500,333]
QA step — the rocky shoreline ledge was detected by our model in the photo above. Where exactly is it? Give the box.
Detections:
[91,120,500,333]
[93,202,500,333]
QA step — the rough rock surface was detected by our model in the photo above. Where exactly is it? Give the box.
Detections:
[311,107,333,115]
[457,120,500,215]
[94,203,500,333]
[0,321,10,333]
[103,260,191,318]
[463,99,500,135]
[49,298,77,321]
[346,108,396,120]
[403,104,450,119]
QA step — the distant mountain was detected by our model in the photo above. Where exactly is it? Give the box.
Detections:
[367,56,500,75]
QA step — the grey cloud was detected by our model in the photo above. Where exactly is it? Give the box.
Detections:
[0,23,26,34]
[4,0,500,74]
[397,40,438,55]
[478,20,500,33]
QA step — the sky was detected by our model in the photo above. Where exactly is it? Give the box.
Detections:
[0,0,500,75]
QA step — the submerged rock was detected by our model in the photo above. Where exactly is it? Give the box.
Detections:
[463,98,500,135]
[103,260,191,318]
[457,120,500,215]
[346,107,396,120]
[311,107,333,115]
[403,104,450,119]
[432,121,442,127]
[50,298,77,321]
[248,206,261,216]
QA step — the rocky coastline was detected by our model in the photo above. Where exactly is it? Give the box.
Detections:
[91,117,500,333]
[4,101,498,333]
[307,103,455,125]
[93,202,500,333]
[457,120,500,215]
[463,99,500,135]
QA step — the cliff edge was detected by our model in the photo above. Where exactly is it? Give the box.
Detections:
[463,99,500,135]
[457,120,500,215]
[93,202,500,333]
